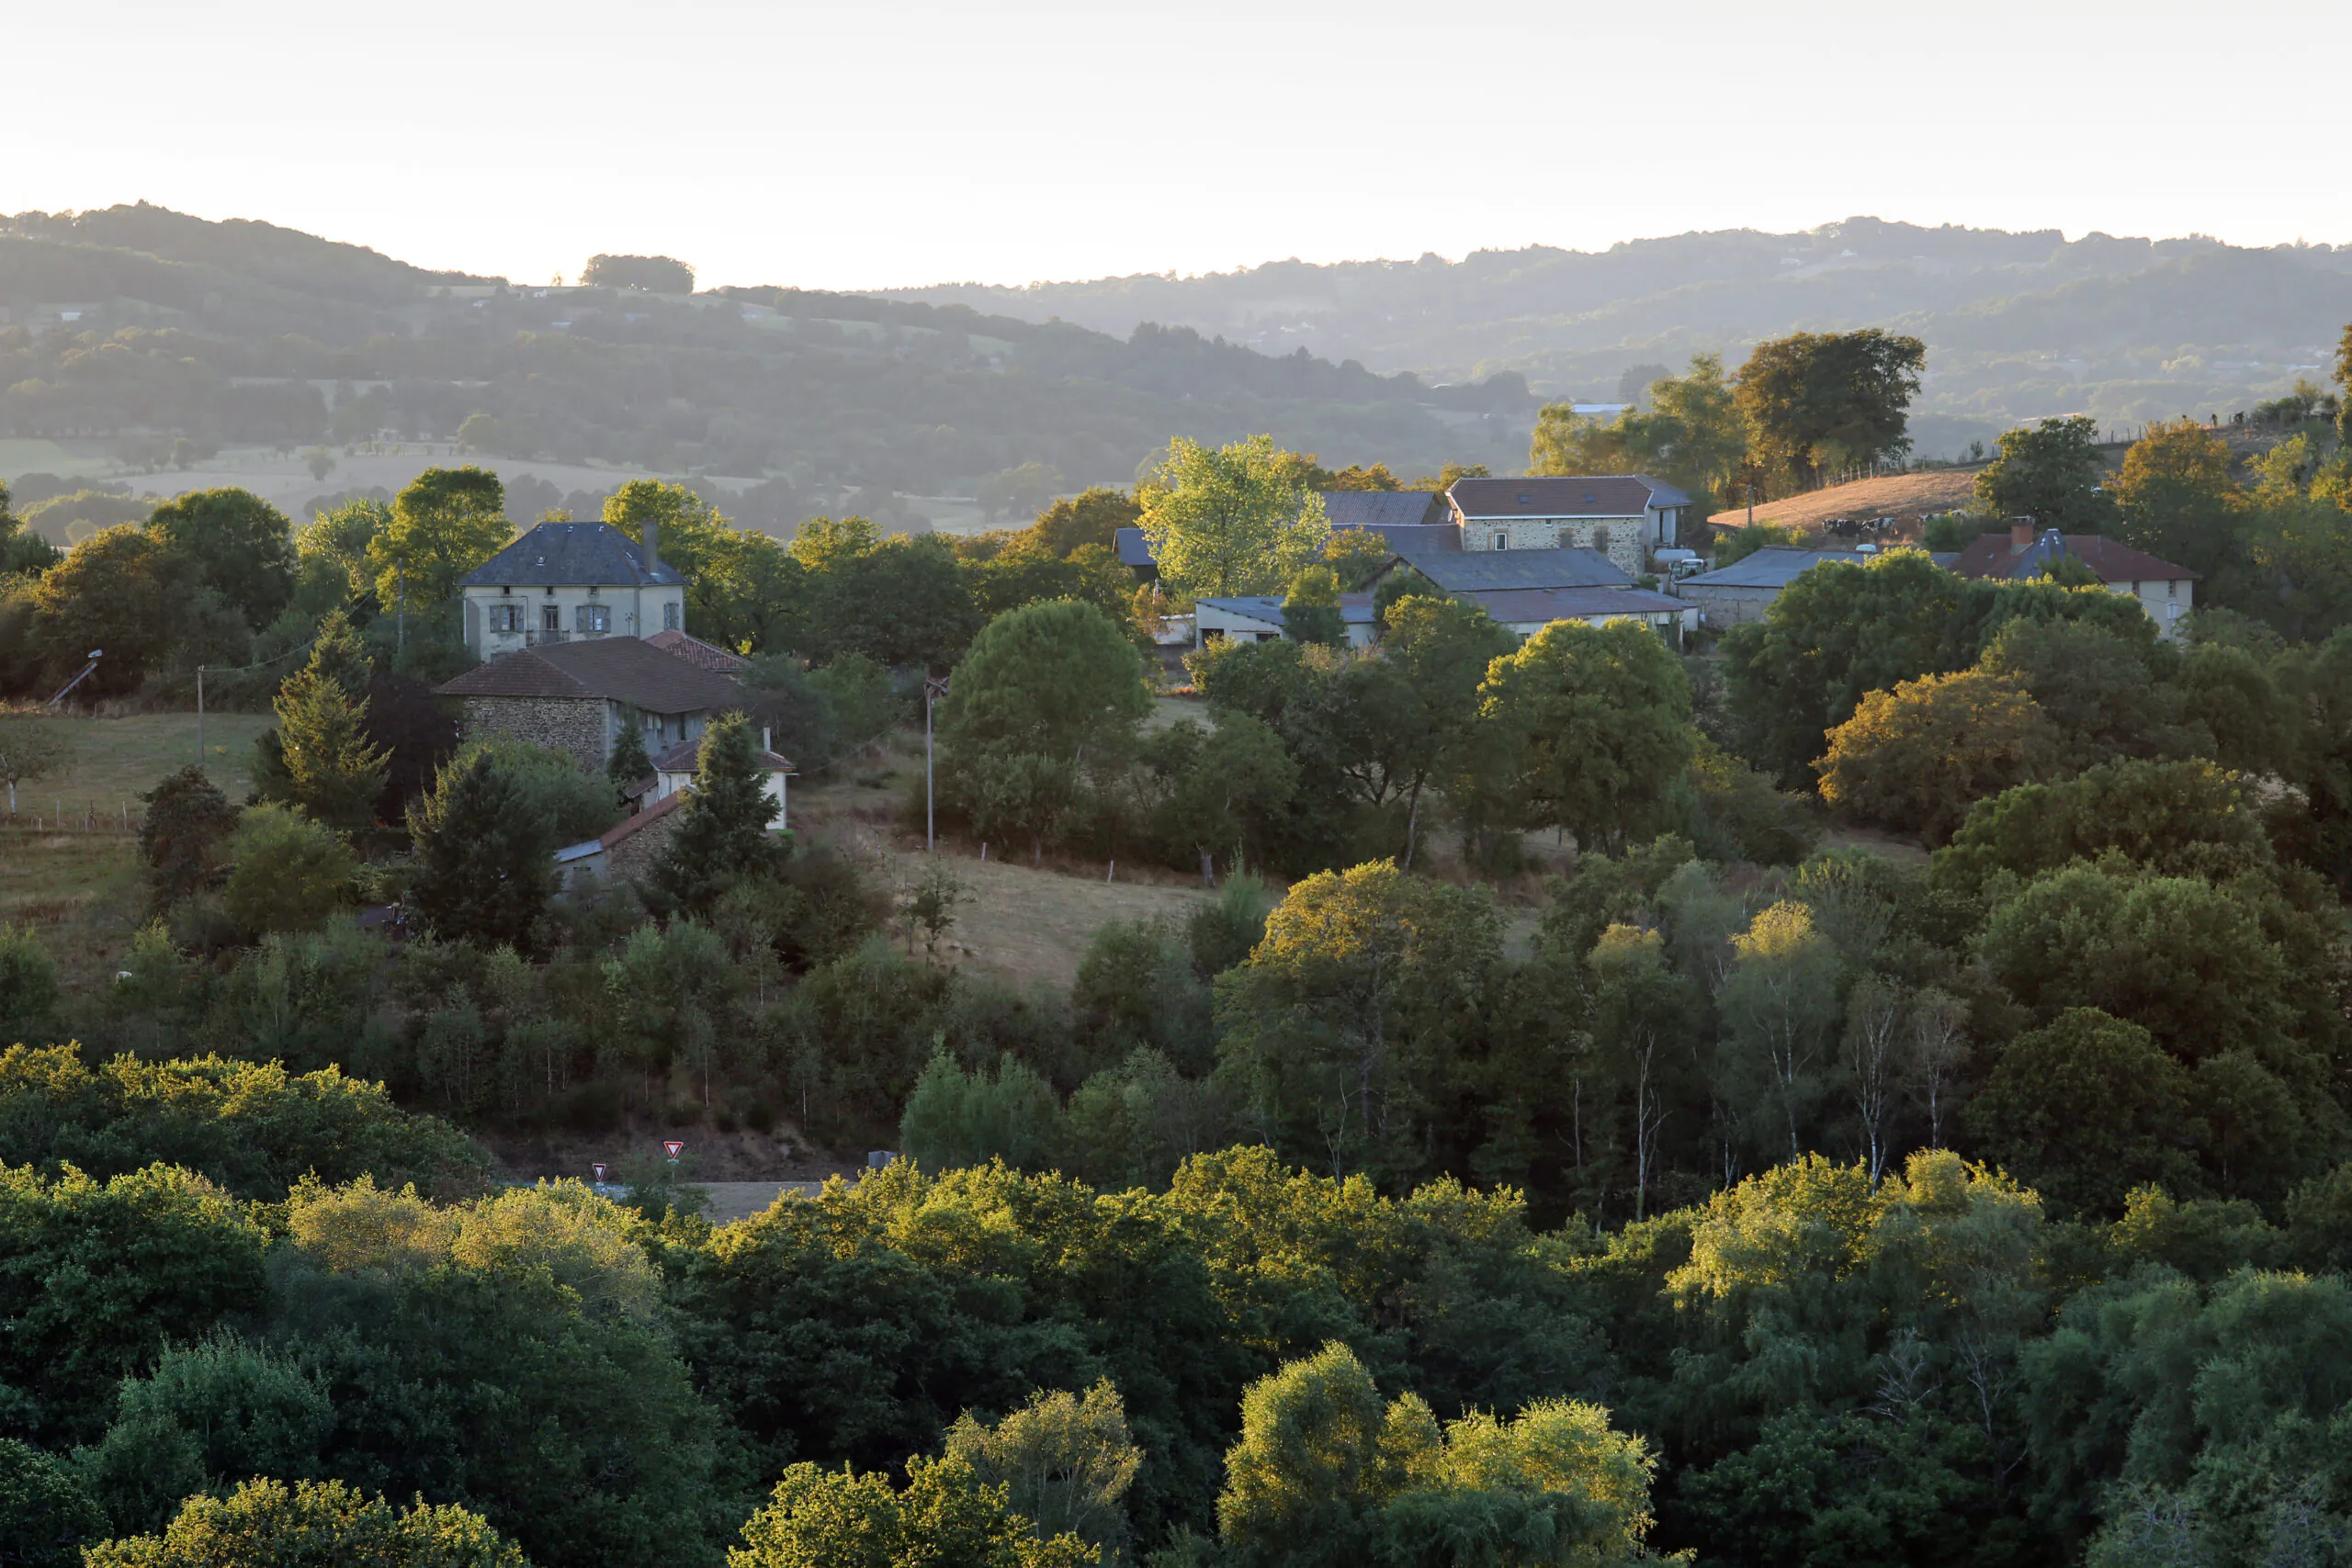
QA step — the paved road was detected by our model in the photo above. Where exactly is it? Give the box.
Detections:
[699,1180,826,1224]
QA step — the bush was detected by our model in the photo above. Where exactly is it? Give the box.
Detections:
[220,806,360,935]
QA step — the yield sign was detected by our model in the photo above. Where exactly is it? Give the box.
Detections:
[663,1141,685,1161]
[592,1163,606,1183]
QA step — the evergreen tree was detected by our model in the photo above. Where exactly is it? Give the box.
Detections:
[137,766,241,909]
[406,750,558,947]
[649,713,779,911]
[606,716,653,800]
[272,611,387,832]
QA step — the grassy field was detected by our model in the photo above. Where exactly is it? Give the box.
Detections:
[0,438,101,479]
[2,711,271,822]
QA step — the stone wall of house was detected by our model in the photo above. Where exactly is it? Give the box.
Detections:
[604,807,680,883]
[1458,516,1650,577]
[462,695,608,775]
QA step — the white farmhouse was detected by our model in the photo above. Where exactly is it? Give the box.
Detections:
[458,520,686,662]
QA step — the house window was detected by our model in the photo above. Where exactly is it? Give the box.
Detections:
[576,604,611,634]
[663,601,681,631]
[1495,533,1510,550]
[1557,529,1574,549]
[539,604,560,633]
[2168,581,2177,597]
[1591,525,1611,555]
[488,603,523,633]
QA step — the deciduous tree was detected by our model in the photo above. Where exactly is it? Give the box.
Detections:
[1735,329,1927,491]
[1478,617,1693,854]
[1139,435,1330,598]
[145,488,298,631]
[1815,670,2055,844]
[368,467,510,614]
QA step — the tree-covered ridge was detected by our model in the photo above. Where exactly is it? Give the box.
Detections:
[0,206,1526,489]
[887,218,2352,452]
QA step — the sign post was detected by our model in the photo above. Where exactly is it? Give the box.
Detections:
[663,1141,684,1164]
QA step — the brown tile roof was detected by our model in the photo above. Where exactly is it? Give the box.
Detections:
[1947,532,2199,583]
[436,637,746,714]
[644,628,751,673]
[600,791,682,848]
[1449,476,1657,519]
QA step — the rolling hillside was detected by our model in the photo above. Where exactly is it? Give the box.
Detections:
[0,205,1532,502]
[884,217,2352,459]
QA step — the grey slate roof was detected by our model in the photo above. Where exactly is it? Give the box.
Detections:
[459,521,684,589]
[1634,474,1694,508]
[436,636,743,714]
[1320,491,1449,531]
[1114,527,1155,568]
[1679,547,1961,591]
[1391,547,1633,593]
[1467,586,1688,622]
[1679,548,1878,590]
[1449,476,1657,519]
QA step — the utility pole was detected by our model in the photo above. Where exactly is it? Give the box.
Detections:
[923,675,950,853]
[197,665,206,774]
[396,557,406,656]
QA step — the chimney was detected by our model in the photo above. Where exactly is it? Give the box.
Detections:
[642,514,662,576]
[2009,517,2034,553]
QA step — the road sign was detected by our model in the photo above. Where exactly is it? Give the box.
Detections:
[592,1163,606,1183]
[663,1141,684,1162]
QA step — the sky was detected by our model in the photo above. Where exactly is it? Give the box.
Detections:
[8,0,2349,292]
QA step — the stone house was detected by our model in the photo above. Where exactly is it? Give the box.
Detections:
[458,520,686,662]
[435,636,747,774]
[1442,475,1694,577]
[1947,525,2199,640]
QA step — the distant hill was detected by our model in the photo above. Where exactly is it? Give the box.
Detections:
[0,204,1532,499]
[881,217,2352,459]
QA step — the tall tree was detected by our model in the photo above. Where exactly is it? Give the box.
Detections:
[942,598,1152,863]
[1974,415,2115,533]
[1735,329,1927,491]
[136,765,239,909]
[1216,861,1498,1182]
[144,488,298,631]
[1019,487,1141,558]
[406,750,558,946]
[271,611,387,832]
[1138,434,1330,598]
[1815,669,2056,843]
[1478,617,1693,854]
[649,712,781,909]
[368,467,509,614]
[28,525,182,696]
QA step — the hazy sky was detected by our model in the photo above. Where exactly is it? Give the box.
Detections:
[9,0,2346,291]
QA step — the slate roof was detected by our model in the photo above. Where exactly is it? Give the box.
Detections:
[1197,595,1382,629]
[1466,586,1688,622]
[1947,530,2199,583]
[1391,547,1633,593]
[1449,476,1659,518]
[435,637,744,714]
[1679,548,1880,590]
[1114,527,1156,568]
[643,627,750,672]
[459,521,684,589]
[1320,491,1449,531]
[651,739,792,772]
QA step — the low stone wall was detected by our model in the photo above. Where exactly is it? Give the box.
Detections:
[462,695,607,774]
